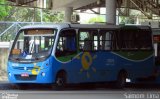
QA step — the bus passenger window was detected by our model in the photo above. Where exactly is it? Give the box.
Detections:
[137,30,152,50]
[99,31,112,50]
[118,29,138,50]
[79,30,98,51]
[55,29,77,58]
[83,38,92,51]
[118,27,152,51]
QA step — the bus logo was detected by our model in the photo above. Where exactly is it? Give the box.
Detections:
[79,52,97,78]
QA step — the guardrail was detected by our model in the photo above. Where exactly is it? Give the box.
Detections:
[0,22,53,41]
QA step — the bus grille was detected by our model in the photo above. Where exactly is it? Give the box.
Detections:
[14,75,37,81]
[13,67,34,70]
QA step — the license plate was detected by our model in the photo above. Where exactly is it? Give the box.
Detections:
[21,73,29,77]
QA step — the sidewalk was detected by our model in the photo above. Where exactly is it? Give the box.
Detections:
[0,70,8,81]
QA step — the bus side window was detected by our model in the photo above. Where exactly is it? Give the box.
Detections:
[104,32,111,50]
[99,31,113,51]
[79,31,89,51]
[138,30,152,50]
[118,29,138,50]
[79,30,98,51]
[55,29,77,57]
[118,28,152,51]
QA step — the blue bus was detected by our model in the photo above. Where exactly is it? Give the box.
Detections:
[7,24,154,88]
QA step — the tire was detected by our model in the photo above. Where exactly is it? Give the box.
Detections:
[55,71,67,88]
[115,72,127,88]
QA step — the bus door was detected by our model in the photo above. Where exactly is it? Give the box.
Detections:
[154,35,160,66]
[55,29,77,81]
[99,30,118,81]
[78,29,100,82]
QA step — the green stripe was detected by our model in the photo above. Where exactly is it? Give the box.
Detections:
[57,54,78,62]
[115,51,153,61]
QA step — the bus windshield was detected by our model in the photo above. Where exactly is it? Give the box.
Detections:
[9,29,56,62]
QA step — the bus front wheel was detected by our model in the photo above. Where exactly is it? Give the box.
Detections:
[55,71,67,88]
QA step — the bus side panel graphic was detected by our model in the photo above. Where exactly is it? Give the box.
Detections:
[54,51,154,84]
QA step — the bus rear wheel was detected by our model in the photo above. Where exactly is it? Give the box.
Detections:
[115,72,127,88]
[55,71,67,88]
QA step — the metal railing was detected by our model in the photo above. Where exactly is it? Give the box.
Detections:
[0,21,53,41]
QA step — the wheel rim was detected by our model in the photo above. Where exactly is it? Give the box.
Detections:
[56,78,64,86]
[118,73,126,87]
[120,76,126,86]
[56,73,66,87]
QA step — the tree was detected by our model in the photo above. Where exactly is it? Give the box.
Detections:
[0,0,11,20]
[0,6,64,41]
[119,16,135,24]
[87,16,105,24]
[2,6,64,22]
[42,9,64,22]
[0,1,65,41]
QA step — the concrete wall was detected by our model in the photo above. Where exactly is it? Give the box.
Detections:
[0,48,8,71]
[0,42,10,72]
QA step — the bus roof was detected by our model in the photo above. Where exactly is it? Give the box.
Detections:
[20,23,70,30]
[20,23,120,30]
[20,23,151,30]
[120,25,151,30]
[69,24,120,29]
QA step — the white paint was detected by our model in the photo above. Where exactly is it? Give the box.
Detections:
[0,42,10,48]
[25,55,32,59]
[154,43,158,57]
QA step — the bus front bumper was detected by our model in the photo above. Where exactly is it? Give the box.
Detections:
[8,67,53,84]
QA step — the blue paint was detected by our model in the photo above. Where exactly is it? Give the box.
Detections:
[7,51,154,84]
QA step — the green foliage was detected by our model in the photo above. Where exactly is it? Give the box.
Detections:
[0,2,64,22]
[119,16,135,24]
[4,7,64,22]
[87,16,105,23]
[42,10,64,22]
[0,4,64,41]
[0,0,11,20]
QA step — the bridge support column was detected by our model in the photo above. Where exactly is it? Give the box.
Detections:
[105,0,116,25]
[64,7,73,22]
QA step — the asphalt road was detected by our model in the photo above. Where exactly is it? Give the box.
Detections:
[0,82,160,99]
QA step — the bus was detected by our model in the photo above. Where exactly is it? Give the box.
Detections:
[7,24,154,88]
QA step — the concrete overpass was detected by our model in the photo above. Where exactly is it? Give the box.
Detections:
[6,0,160,24]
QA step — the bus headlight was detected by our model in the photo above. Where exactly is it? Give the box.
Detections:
[41,72,45,77]
[8,72,11,77]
